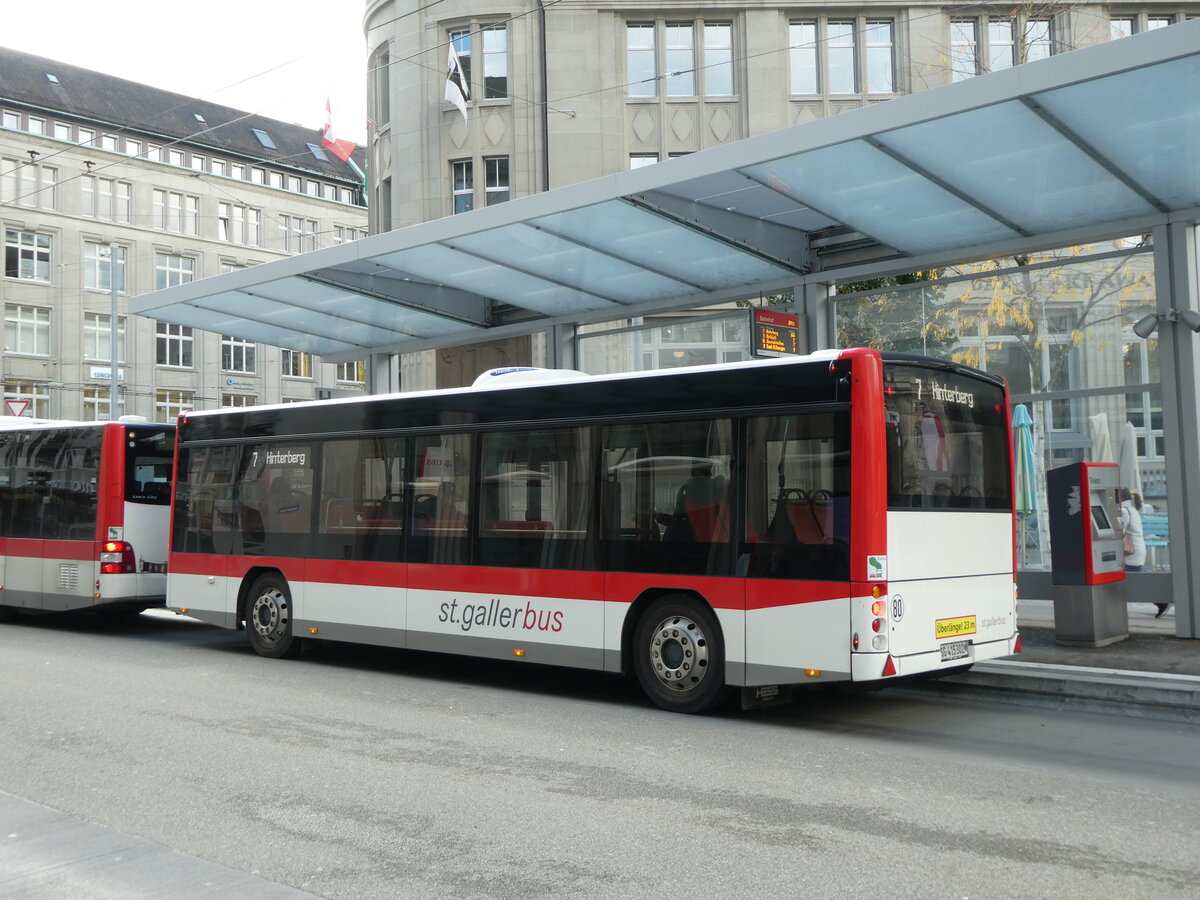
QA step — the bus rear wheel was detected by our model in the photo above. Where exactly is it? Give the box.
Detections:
[633,595,729,714]
[246,574,300,659]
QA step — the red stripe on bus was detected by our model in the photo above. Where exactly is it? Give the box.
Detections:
[172,552,850,612]
[3,538,98,561]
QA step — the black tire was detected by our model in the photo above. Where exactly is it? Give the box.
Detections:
[633,595,730,714]
[245,573,301,659]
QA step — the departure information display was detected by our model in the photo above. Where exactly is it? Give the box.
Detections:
[752,309,800,357]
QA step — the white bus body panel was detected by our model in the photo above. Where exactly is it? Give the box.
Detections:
[870,511,1017,676]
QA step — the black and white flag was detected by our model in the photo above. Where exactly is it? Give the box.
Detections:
[445,44,470,122]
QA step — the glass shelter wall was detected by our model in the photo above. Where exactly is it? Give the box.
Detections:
[835,244,1167,572]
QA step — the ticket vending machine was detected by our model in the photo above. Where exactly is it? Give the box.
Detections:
[1047,461,1128,646]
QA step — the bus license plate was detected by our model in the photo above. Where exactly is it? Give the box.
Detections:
[940,641,970,662]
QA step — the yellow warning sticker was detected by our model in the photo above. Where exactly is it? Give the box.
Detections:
[935,615,977,639]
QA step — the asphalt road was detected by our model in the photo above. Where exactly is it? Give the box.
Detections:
[1,610,1198,899]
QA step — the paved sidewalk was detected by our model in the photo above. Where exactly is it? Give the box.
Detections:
[913,598,1200,722]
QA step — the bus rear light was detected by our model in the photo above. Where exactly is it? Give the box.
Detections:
[805,669,821,678]
[852,632,859,650]
[871,600,885,616]
[882,656,897,677]
[871,617,884,633]
[872,635,887,651]
[1014,634,1023,654]
[100,540,136,574]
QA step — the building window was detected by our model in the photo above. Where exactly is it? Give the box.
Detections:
[630,154,659,169]
[155,389,194,422]
[336,360,366,383]
[82,175,132,222]
[83,243,127,293]
[1,158,57,210]
[864,21,895,93]
[252,128,277,150]
[83,312,126,362]
[627,20,734,99]
[78,127,95,146]
[484,157,509,206]
[627,23,657,97]
[828,21,856,93]
[26,116,45,135]
[83,385,123,422]
[481,25,508,99]
[333,225,367,244]
[665,23,695,97]
[156,322,194,368]
[5,381,50,418]
[287,175,302,193]
[221,335,256,373]
[278,216,318,253]
[168,149,185,167]
[145,143,160,161]
[251,167,265,184]
[5,231,51,282]
[2,110,19,129]
[54,122,72,140]
[281,349,313,379]
[125,138,141,157]
[230,163,245,180]
[155,253,195,290]
[218,201,262,246]
[152,189,199,234]
[952,15,1055,79]
[4,304,51,355]
[790,18,895,95]
[211,159,226,176]
[369,42,391,127]
[221,394,256,408]
[704,22,734,96]
[452,160,473,214]
[101,134,119,152]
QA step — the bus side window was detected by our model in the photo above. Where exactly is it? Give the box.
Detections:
[477,426,592,570]
[601,419,732,577]
[743,413,850,581]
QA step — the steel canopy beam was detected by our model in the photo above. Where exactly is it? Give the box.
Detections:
[625,190,813,274]
[299,268,494,327]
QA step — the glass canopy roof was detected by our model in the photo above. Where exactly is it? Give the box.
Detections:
[132,19,1200,362]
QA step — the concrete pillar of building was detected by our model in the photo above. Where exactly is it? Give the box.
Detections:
[1153,222,1200,639]
[367,353,399,395]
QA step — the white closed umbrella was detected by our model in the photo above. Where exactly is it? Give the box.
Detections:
[1118,420,1143,497]
[1089,412,1114,463]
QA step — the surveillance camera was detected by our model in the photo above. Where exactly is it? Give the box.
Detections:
[1179,309,1200,333]
[1132,313,1159,339]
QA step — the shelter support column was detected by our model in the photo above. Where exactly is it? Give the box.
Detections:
[1153,222,1200,639]
[545,323,576,371]
[802,280,833,352]
[367,353,399,395]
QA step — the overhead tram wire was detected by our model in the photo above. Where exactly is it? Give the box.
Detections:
[3,0,1001,207]
[0,53,309,187]
[367,0,999,143]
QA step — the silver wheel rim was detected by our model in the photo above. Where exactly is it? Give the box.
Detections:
[647,614,710,693]
[251,587,289,646]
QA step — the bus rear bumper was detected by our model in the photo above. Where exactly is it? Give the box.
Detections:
[851,633,1019,681]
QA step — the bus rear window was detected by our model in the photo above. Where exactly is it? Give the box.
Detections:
[883,364,1011,511]
[125,426,174,504]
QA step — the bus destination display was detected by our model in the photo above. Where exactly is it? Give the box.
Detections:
[752,309,800,357]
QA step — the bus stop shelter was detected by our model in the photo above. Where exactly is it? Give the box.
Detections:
[134,20,1200,637]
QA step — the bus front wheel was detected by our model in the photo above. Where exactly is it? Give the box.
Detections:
[633,595,730,714]
[246,574,300,659]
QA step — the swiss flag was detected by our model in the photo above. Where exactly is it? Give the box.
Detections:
[322,97,358,162]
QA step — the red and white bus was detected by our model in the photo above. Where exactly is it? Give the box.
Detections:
[0,419,174,615]
[168,348,1019,712]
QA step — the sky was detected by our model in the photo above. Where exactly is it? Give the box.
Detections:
[2,1,370,138]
